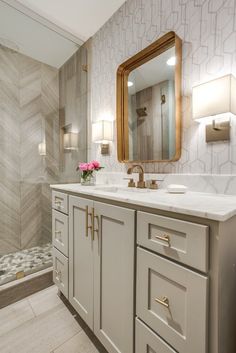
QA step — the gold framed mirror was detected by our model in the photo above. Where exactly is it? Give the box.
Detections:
[117,31,182,163]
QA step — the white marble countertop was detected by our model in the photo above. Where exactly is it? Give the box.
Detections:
[50,183,236,221]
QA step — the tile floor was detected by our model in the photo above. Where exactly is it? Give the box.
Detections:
[0,243,52,286]
[0,285,102,353]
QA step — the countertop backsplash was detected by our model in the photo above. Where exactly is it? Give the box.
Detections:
[95,172,236,195]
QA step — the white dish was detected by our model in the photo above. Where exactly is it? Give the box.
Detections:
[167,184,188,193]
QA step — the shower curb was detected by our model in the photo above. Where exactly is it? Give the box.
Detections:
[0,267,53,309]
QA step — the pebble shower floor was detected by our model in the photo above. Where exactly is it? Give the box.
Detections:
[0,243,52,286]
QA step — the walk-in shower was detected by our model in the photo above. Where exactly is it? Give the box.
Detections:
[0,0,87,289]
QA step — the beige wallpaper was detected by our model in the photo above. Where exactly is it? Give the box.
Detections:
[89,0,236,174]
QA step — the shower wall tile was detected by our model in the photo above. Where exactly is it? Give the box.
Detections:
[89,0,236,174]
[20,182,42,250]
[0,45,59,255]
[0,45,19,85]
[0,46,21,255]
[41,183,52,245]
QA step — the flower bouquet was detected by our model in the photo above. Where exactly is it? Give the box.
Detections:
[76,160,103,186]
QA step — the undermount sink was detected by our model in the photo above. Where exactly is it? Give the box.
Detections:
[94,185,152,193]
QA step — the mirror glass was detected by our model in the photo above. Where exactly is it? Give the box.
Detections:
[117,32,182,163]
[127,46,176,161]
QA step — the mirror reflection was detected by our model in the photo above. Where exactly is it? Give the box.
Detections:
[127,46,176,161]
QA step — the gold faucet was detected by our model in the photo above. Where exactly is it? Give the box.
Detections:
[127,164,146,188]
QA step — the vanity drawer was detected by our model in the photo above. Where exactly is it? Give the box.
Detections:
[53,247,68,299]
[136,247,208,353]
[52,191,68,214]
[137,211,209,272]
[136,318,177,353]
[52,210,68,257]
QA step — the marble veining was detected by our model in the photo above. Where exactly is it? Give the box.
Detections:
[50,183,236,221]
[96,171,236,195]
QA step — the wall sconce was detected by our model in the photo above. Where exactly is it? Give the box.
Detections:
[192,74,236,142]
[64,131,79,151]
[38,142,46,156]
[92,120,113,155]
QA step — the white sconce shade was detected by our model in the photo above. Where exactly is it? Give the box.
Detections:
[92,120,113,143]
[38,142,46,156]
[192,74,236,122]
[64,132,79,150]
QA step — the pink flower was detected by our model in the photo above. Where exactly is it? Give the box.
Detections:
[87,162,95,171]
[79,163,89,171]
[91,160,100,169]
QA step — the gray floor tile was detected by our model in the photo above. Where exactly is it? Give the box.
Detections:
[0,299,35,337]
[0,302,81,353]
[53,331,99,353]
[28,285,61,316]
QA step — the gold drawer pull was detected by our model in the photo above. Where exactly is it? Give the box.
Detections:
[55,230,62,240]
[155,296,169,308]
[86,206,92,237]
[54,200,64,208]
[155,234,170,246]
[55,270,62,281]
[91,208,99,241]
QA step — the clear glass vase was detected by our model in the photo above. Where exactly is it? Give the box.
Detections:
[80,172,96,186]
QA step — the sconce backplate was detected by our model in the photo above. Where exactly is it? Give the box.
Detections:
[206,121,230,142]
[101,143,109,155]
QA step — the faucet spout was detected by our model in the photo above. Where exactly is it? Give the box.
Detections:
[127,164,145,188]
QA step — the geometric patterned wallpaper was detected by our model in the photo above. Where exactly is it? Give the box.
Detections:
[89,0,236,174]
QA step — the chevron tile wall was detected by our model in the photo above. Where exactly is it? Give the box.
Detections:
[89,0,236,174]
[0,44,60,256]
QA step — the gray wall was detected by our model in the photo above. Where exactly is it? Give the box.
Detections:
[0,44,60,255]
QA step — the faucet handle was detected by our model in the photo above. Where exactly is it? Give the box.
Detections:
[123,178,136,187]
[137,180,146,189]
[149,179,158,189]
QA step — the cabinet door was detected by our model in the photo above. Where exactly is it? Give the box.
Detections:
[69,196,94,330]
[53,247,68,299]
[93,202,135,353]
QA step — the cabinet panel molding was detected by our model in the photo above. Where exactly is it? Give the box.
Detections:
[137,211,209,272]
[93,201,135,353]
[53,247,68,299]
[52,209,68,257]
[69,196,94,330]
[137,247,208,353]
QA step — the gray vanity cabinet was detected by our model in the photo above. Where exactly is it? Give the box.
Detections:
[93,201,135,353]
[69,196,94,329]
[68,196,135,353]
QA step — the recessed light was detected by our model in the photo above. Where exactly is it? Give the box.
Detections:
[166,56,176,66]
[128,81,134,87]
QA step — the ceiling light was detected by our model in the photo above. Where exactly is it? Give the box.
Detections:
[128,81,134,87]
[166,56,176,66]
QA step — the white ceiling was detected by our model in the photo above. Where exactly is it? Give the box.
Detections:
[0,1,80,68]
[16,0,126,41]
[128,47,175,94]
